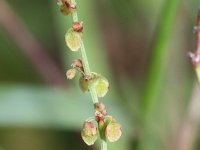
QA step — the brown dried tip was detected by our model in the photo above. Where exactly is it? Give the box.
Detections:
[73,22,83,32]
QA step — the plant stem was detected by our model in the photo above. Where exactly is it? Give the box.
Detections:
[70,0,107,149]
[71,0,99,104]
[101,140,108,150]
[196,67,200,84]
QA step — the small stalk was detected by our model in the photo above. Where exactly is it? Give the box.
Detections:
[71,0,99,104]
[70,0,107,149]
[101,140,108,150]
[196,67,200,84]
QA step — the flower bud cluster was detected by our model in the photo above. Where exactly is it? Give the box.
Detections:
[81,103,122,146]
[95,103,122,143]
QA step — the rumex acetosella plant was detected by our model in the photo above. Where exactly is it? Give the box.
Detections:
[56,0,122,149]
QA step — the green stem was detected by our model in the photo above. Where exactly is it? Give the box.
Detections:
[101,140,108,150]
[71,0,107,149]
[195,67,200,84]
[71,0,99,104]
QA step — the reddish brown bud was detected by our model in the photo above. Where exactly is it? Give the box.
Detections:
[95,102,106,112]
[95,112,104,122]
[73,22,83,32]
[95,115,100,122]
[101,109,108,116]
[63,0,71,7]
[57,0,76,16]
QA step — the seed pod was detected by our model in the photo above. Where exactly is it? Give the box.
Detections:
[65,28,82,51]
[105,121,122,142]
[66,68,76,79]
[79,76,89,92]
[57,0,71,16]
[60,4,71,16]
[81,122,98,146]
[93,75,109,98]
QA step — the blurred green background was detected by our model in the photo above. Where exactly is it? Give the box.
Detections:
[0,0,200,150]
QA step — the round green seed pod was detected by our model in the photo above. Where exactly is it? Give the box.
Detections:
[93,75,109,98]
[81,122,98,146]
[65,28,82,51]
[105,121,122,142]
